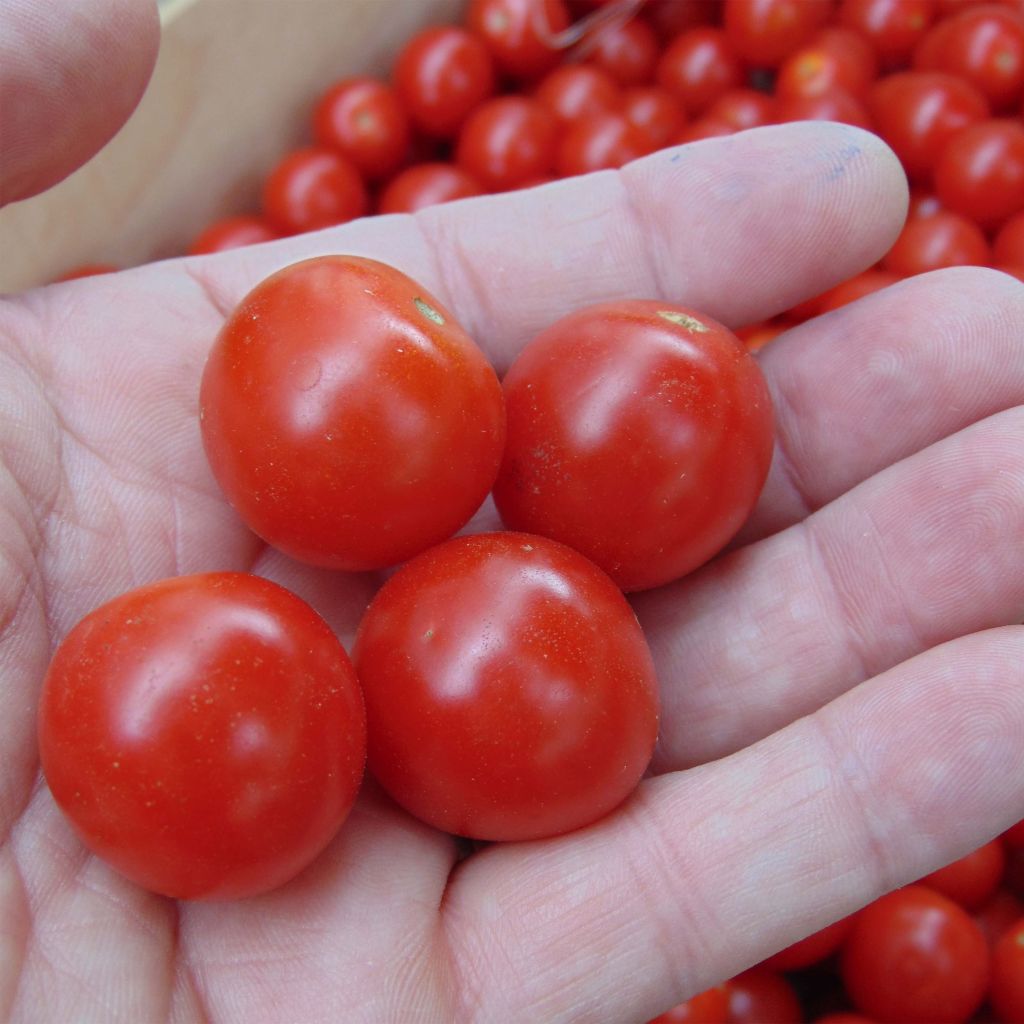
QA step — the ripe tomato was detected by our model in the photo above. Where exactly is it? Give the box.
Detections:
[775,27,878,99]
[816,268,900,312]
[353,532,660,841]
[377,162,484,213]
[648,985,731,1023]
[920,839,1008,910]
[199,256,505,570]
[621,87,687,148]
[995,212,1024,264]
[868,72,990,183]
[882,209,991,275]
[534,64,622,125]
[584,16,660,86]
[37,573,366,900]
[394,26,496,138]
[657,28,745,116]
[761,915,857,971]
[990,918,1024,1023]
[726,969,802,1024]
[456,96,558,190]
[556,111,651,175]
[840,885,990,1023]
[466,0,570,80]
[774,88,872,128]
[187,215,279,256]
[934,119,1024,229]
[647,0,720,41]
[907,190,943,219]
[673,118,736,143]
[974,889,1024,945]
[840,0,937,68]
[261,147,368,234]
[1006,819,1024,849]
[493,301,774,592]
[706,88,775,129]
[723,0,833,68]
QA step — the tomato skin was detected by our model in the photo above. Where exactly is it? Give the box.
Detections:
[775,88,872,128]
[840,0,937,68]
[1006,819,1024,849]
[199,256,505,571]
[466,0,570,80]
[556,111,651,175]
[37,573,366,901]
[657,28,745,116]
[723,0,834,68]
[394,27,496,138]
[188,215,279,256]
[934,119,1024,229]
[622,87,687,148]
[974,888,1024,945]
[534,64,622,125]
[674,118,737,143]
[990,918,1024,1023]
[761,915,857,971]
[585,16,660,86]
[868,72,989,183]
[816,268,900,312]
[706,88,776,129]
[262,147,368,234]
[353,532,660,842]
[456,95,558,190]
[995,212,1024,264]
[648,985,731,1023]
[377,162,484,213]
[775,27,878,99]
[726,969,803,1023]
[840,885,990,1024]
[920,839,1007,910]
[882,209,991,275]
[493,301,774,593]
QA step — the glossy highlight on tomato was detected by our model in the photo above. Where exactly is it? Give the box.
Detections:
[200,256,505,570]
[353,532,660,841]
[37,572,367,901]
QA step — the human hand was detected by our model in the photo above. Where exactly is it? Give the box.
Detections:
[2,5,1023,1022]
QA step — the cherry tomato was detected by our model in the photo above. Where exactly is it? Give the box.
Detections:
[990,918,1024,1023]
[723,0,834,68]
[584,16,660,86]
[974,889,1024,945]
[534,64,622,125]
[868,72,989,182]
[657,28,745,116]
[995,212,1024,264]
[726,969,803,1023]
[54,263,118,281]
[353,532,660,841]
[762,915,857,972]
[377,162,484,214]
[188,215,279,256]
[907,190,944,219]
[199,256,505,570]
[456,95,558,190]
[816,268,901,312]
[1006,819,1024,849]
[493,301,774,592]
[466,0,570,80]
[840,885,990,1024]
[883,209,991,275]
[914,4,1024,111]
[394,26,496,138]
[261,147,368,234]
[674,118,737,143]
[647,0,720,41]
[556,111,651,176]
[840,0,937,68]
[999,262,1024,282]
[648,985,731,1023]
[934,119,1024,229]
[706,88,776,129]
[775,27,878,99]
[620,87,687,148]
[775,88,873,129]
[37,572,366,900]
[920,839,1008,910]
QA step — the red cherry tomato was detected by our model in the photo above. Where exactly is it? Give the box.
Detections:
[261,147,368,234]
[990,918,1024,1023]
[840,0,937,68]
[934,119,1024,229]
[907,190,944,219]
[200,256,505,570]
[1006,819,1024,849]
[649,985,731,1023]
[377,162,484,214]
[840,885,990,1024]
[394,26,496,138]
[816,268,901,312]
[657,28,745,116]
[883,209,991,275]
[914,4,1024,111]
[775,88,873,128]
[920,839,1008,910]
[188,215,279,256]
[556,111,651,175]
[584,16,660,86]
[493,301,774,592]
[868,72,990,182]
[974,889,1024,945]
[37,572,366,900]
[995,212,1024,264]
[534,63,622,125]
[706,88,776,129]
[466,0,570,80]
[353,532,660,841]
[622,86,687,148]
[723,0,834,68]
[54,263,118,281]
[726,969,803,1023]
[647,0,720,41]
[456,95,558,190]
[775,27,878,99]
[762,915,857,972]
[674,118,737,143]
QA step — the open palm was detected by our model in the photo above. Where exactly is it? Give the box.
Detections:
[2,108,1024,1021]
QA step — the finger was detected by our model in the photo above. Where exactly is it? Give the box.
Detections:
[443,626,1024,1024]
[185,122,907,371]
[0,0,159,206]
[741,267,1024,543]
[637,406,1024,769]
